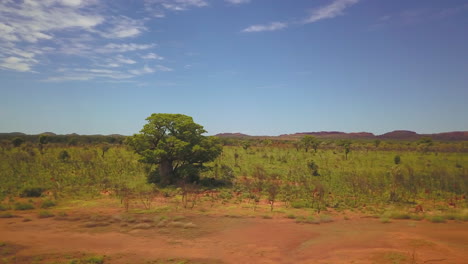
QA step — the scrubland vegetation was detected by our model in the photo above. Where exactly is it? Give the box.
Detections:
[1,115,467,264]
[1,130,466,220]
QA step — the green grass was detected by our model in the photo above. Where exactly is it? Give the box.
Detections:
[0,212,14,218]
[380,217,391,223]
[426,215,446,223]
[38,210,54,218]
[40,199,56,209]
[14,202,35,210]
[0,204,9,211]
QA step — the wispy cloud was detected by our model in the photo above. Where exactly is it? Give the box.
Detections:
[242,22,288,33]
[225,0,251,5]
[371,4,468,30]
[142,53,164,60]
[99,16,147,39]
[0,56,38,72]
[242,0,359,33]
[144,0,208,17]
[303,0,359,24]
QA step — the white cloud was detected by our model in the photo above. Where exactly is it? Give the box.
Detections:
[142,53,164,60]
[225,0,251,5]
[303,0,359,24]
[115,55,137,64]
[129,65,172,75]
[97,43,156,53]
[0,56,37,72]
[100,16,146,39]
[144,0,208,16]
[242,22,288,33]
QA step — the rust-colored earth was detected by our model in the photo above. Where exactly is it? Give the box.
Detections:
[1,208,467,264]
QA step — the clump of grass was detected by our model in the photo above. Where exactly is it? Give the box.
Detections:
[319,215,333,223]
[285,214,296,219]
[14,202,35,210]
[183,222,197,229]
[409,214,424,221]
[23,218,32,222]
[0,212,14,218]
[296,215,320,224]
[426,215,446,223]
[167,221,185,228]
[0,204,10,211]
[132,223,152,230]
[262,215,273,219]
[380,217,391,224]
[343,216,350,220]
[387,211,411,220]
[85,255,105,264]
[38,210,54,218]
[172,215,186,221]
[41,199,56,209]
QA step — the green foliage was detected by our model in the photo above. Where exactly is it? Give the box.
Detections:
[20,187,45,197]
[426,215,446,223]
[300,135,320,152]
[38,210,54,218]
[12,137,25,147]
[14,202,35,210]
[307,160,320,176]
[126,113,222,187]
[41,199,56,208]
[0,212,14,218]
[0,204,10,211]
[85,255,105,264]
[59,150,71,161]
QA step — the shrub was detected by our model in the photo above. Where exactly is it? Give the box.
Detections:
[41,199,56,208]
[0,204,9,211]
[319,215,333,223]
[0,212,14,218]
[285,214,296,219]
[291,200,310,209]
[85,255,104,264]
[387,211,410,220]
[409,214,424,221]
[38,210,54,218]
[427,215,446,223]
[20,187,45,197]
[380,217,391,223]
[14,202,35,210]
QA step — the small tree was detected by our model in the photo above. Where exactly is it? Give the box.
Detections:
[12,137,25,147]
[126,113,222,187]
[301,135,318,152]
[338,140,352,160]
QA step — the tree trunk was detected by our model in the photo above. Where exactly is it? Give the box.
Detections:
[159,159,173,186]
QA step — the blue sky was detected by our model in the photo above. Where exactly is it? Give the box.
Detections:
[0,0,467,136]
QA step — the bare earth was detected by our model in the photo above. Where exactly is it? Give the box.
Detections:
[1,208,467,264]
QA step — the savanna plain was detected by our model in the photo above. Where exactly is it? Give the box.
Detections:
[1,127,467,264]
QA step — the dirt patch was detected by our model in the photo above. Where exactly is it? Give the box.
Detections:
[1,210,467,264]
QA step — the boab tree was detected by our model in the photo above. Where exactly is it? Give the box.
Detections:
[126,113,222,186]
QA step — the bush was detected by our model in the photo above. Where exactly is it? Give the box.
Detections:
[0,204,9,211]
[38,210,54,218]
[20,187,45,198]
[85,255,104,264]
[291,200,310,209]
[14,202,35,210]
[319,215,333,223]
[0,212,14,218]
[41,199,56,208]
[427,215,446,223]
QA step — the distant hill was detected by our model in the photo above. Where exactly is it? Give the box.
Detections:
[215,130,468,141]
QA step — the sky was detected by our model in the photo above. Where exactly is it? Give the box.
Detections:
[0,0,467,136]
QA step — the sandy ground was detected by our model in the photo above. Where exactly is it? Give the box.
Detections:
[1,209,467,264]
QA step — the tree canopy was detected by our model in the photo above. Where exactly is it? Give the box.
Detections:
[126,113,222,186]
